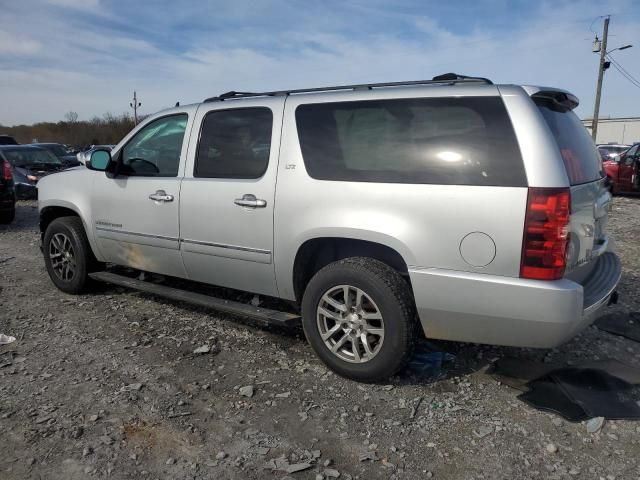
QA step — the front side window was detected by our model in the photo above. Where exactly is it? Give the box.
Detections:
[295,97,526,186]
[195,108,273,179]
[121,114,188,177]
[623,145,639,166]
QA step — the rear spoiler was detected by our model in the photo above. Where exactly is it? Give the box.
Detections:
[521,86,579,110]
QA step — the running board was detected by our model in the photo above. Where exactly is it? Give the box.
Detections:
[89,271,300,327]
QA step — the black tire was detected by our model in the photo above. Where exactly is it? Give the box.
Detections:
[0,207,15,224]
[301,257,417,382]
[43,216,100,294]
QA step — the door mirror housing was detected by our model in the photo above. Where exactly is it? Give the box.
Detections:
[87,149,112,171]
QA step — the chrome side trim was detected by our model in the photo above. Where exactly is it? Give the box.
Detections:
[95,226,179,242]
[94,227,270,255]
[180,238,271,255]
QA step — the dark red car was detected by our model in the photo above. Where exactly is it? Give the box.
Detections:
[603,143,640,194]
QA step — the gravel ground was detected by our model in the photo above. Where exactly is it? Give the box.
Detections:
[1,198,639,480]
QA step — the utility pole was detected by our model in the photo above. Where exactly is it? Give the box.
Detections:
[591,16,609,141]
[130,91,142,125]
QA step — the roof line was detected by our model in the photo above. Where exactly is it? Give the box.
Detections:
[203,73,493,103]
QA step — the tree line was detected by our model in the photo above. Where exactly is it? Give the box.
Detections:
[0,111,143,148]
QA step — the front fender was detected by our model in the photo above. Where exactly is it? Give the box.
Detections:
[38,170,104,261]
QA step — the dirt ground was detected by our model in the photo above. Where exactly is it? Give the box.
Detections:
[1,197,640,480]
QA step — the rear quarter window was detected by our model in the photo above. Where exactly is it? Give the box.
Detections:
[535,98,603,185]
[295,96,526,186]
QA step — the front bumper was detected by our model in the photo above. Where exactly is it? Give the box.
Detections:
[409,252,621,348]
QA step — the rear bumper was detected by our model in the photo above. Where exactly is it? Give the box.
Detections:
[15,182,37,200]
[0,188,15,211]
[409,252,621,348]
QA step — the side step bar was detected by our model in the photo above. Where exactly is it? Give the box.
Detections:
[89,271,301,327]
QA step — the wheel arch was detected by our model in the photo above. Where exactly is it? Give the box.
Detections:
[291,236,412,303]
[39,202,104,262]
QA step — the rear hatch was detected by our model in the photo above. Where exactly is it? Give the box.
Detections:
[533,93,610,283]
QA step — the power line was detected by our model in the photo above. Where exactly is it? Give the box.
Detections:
[609,63,640,89]
[607,54,638,81]
[608,62,640,89]
[607,55,640,86]
[606,55,640,89]
[589,15,608,35]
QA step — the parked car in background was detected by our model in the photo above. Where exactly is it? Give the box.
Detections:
[33,143,82,168]
[603,142,640,194]
[0,156,16,223]
[0,135,18,146]
[0,145,70,199]
[76,145,114,165]
[597,143,630,161]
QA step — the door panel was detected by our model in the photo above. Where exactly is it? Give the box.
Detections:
[91,112,193,277]
[618,145,637,191]
[179,99,285,297]
[93,176,186,276]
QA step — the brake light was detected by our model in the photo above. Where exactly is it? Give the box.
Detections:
[520,187,571,280]
[2,159,12,181]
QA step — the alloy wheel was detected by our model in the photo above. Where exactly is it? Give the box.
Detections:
[49,232,76,281]
[316,284,385,363]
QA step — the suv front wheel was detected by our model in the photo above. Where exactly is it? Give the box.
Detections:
[43,217,99,294]
[302,257,417,382]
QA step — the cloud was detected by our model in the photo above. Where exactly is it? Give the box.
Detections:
[46,0,100,9]
[0,0,638,125]
[0,29,42,55]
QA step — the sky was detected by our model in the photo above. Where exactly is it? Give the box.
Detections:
[0,0,639,126]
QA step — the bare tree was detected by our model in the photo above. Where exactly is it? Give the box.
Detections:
[3,112,134,146]
[64,111,79,145]
[64,111,79,123]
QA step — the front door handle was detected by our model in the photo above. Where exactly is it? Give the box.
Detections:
[234,194,267,208]
[149,190,174,202]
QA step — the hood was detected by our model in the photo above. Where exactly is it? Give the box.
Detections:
[60,155,82,167]
[15,164,67,182]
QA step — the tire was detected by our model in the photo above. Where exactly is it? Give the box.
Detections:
[0,207,15,224]
[43,216,100,294]
[301,257,417,382]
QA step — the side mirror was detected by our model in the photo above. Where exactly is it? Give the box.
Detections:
[87,149,112,171]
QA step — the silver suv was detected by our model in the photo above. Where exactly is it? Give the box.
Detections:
[38,74,621,382]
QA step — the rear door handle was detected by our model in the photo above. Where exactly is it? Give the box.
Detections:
[149,190,174,202]
[234,194,267,208]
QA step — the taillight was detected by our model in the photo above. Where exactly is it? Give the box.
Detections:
[2,159,12,181]
[520,187,571,280]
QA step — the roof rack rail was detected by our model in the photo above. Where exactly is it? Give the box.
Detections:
[204,72,493,102]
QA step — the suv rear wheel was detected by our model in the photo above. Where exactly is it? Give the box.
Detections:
[43,217,99,294]
[301,257,416,382]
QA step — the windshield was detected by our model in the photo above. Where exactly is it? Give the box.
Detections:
[599,146,628,157]
[41,144,69,157]
[3,149,62,168]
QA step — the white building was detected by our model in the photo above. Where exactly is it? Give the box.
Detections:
[582,117,640,145]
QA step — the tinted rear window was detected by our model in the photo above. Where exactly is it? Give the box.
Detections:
[295,96,526,186]
[535,98,603,185]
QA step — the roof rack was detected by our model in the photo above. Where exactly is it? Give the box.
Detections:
[204,73,493,102]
